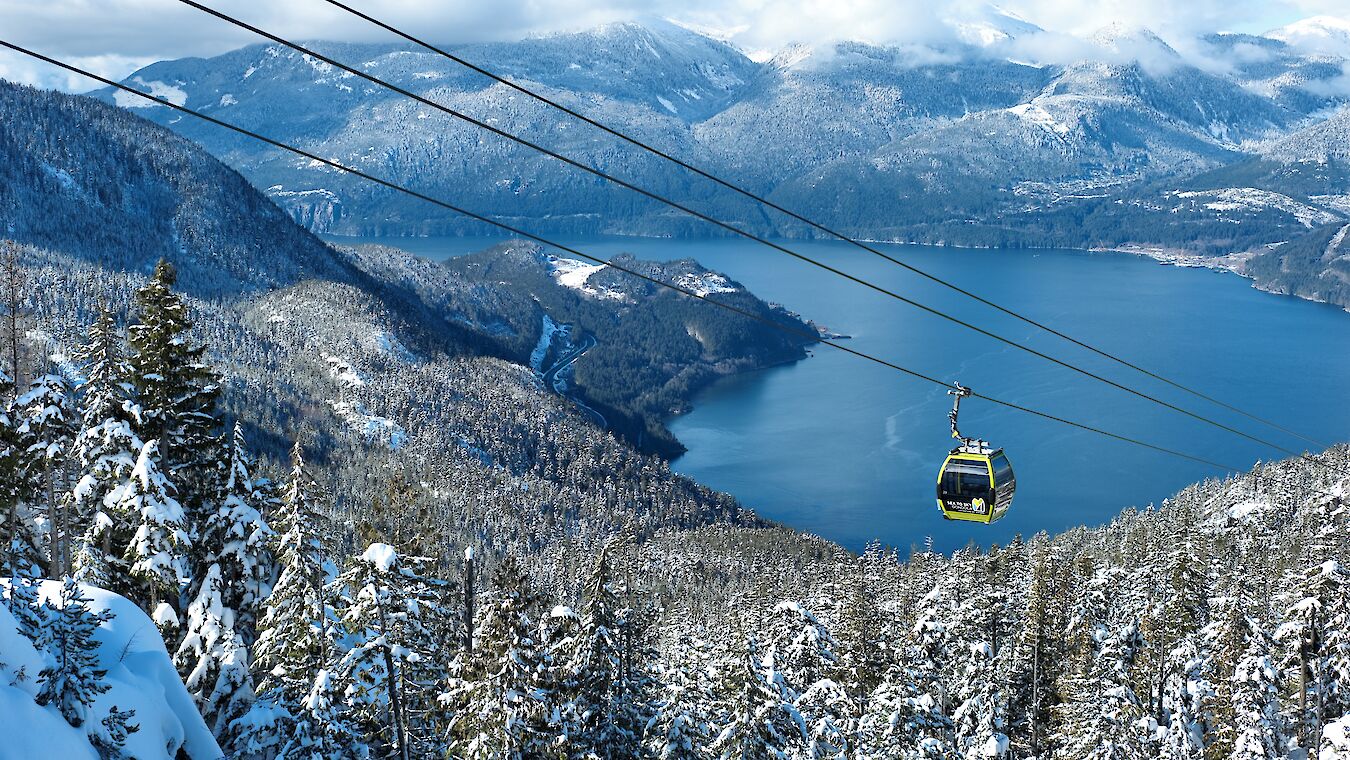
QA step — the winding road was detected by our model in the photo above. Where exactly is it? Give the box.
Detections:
[541,333,607,428]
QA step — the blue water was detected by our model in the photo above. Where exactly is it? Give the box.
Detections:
[328,234,1350,553]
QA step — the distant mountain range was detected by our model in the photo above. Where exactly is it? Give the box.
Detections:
[88,12,1350,307]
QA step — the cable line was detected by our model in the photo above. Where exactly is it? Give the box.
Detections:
[170,0,1330,467]
[0,39,1265,476]
[318,0,1328,452]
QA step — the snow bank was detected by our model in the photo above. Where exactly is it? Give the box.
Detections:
[1325,715,1350,757]
[0,580,221,760]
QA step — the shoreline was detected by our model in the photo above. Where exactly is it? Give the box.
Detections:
[1094,243,1350,314]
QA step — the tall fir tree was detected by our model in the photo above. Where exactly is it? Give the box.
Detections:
[711,636,796,760]
[127,259,222,545]
[252,440,341,749]
[197,423,273,645]
[16,371,77,575]
[173,562,255,741]
[646,631,715,760]
[330,542,450,760]
[69,307,143,593]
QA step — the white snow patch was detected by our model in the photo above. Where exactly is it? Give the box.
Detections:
[323,355,366,388]
[1326,715,1350,755]
[218,93,237,107]
[363,542,398,572]
[1227,500,1269,522]
[41,163,78,192]
[549,256,606,289]
[114,78,188,109]
[547,256,626,300]
[1173,188,1341,228]
[656,95,678,114]
[329,400,409,449]
[1007,102,1071,135]
[530,314,564,372]
[371,329,417,362]
[675,272,737,296]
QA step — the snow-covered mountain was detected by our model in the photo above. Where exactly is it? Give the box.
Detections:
[79,15,1350,304]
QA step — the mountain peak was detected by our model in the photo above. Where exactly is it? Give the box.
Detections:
[945,4,1044,47]
[1090,23,1178,57]
[1266,15,1350,56]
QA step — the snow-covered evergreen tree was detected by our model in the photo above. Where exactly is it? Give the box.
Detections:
[69,308,143,593]
[1157,640,1209,760]
[711,636,796,760]
[952,641,1009,760]
[442,553,556,759]
[109,439,190,619]
[36,576,113,727]
[331,542,447,759]
[16,371,77,574]
[646,631,715,760]
[251,440,342,754]
[127,259,222,536]
[197,422,273,645]
[174,562,255,740]
[558,539,653,759]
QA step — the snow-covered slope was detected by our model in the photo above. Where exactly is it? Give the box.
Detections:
[0,581,220,760]
[87,16,1350,244]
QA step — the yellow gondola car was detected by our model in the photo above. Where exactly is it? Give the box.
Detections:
[935,384,1016,524]
[936,448,1015,523]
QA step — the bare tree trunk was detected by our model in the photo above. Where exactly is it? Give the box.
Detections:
[463,547,475,653]
[45,465,56,577]
[375,589,410,760]
[2,240,24,578]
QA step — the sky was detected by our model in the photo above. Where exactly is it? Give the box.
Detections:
[0,0,1346,91]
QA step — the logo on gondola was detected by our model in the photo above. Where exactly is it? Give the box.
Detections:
[947,498,989,515]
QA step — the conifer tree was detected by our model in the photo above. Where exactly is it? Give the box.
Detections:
[646,631,715,760]
[331,542,443,760]
[1279,492,1350,749]
[111,439,190,619]
[36,577,113,727]
[252,441,336,731]
[69,308,143,592]
[89,706,140,760]
[712,637,796,760]
[952,641,1009,760]
[198,423,273,645]
[1229,627,1283,760]
[4,566,45,646]
[127,259,222,531]
[1158,640,1209,760]
[561,539,653,759]
[17,372,77,574]
[174,562,255,738]
[443,553,556,759]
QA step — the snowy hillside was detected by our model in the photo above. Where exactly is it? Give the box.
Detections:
[83,15,1350,257]
[0,580,219,759]
[0,53,1347,760]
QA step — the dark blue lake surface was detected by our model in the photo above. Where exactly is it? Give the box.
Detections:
[328,234,1350,553]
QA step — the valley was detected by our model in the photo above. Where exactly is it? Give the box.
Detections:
[0,6,1347,758]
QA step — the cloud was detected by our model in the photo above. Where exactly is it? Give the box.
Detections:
[0,0,1343,91]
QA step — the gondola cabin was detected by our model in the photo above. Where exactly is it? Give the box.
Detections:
[936,448,1015,524]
